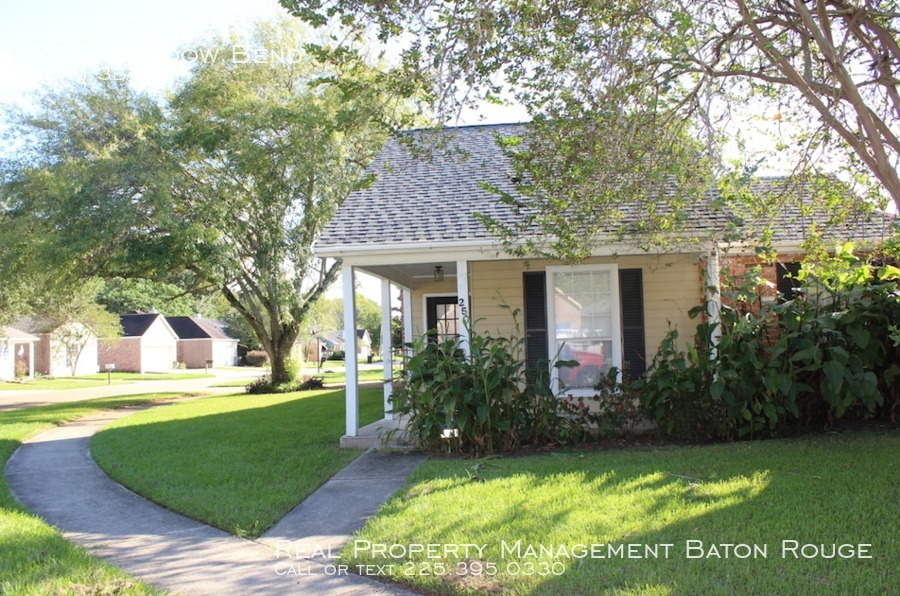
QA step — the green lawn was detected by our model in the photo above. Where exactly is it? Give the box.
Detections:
[92,388,383,538]
[303,360,398,385]
[345,432,899,594]
[0,378,122,391]
[0,394,178,595]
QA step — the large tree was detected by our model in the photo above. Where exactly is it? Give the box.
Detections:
[1,20,398,383]
[283,0,900,256]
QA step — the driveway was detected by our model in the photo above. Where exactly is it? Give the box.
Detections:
[0,367,265,412]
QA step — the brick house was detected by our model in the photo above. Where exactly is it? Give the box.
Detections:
[166,315,239,368]
[98,313,178,373]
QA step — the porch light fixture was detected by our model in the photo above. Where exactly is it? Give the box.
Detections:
[433,265,444,282]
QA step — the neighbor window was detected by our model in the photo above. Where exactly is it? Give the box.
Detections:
[546,264,621,393]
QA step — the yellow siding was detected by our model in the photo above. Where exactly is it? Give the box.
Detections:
[410,254,703,365]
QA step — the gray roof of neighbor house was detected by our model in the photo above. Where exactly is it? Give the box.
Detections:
[316,123,895,251]
[166,316,236,341]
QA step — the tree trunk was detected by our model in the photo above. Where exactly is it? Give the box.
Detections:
[267,324,300,385]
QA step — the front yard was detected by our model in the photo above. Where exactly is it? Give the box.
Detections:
[346,432,899,594]
[0,394,177,594]
[91,387,384,537]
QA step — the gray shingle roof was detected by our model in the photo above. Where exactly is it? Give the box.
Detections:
[317,123,526,248]
[317,123,895,251]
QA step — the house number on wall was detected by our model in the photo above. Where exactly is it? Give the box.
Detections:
[458,297,469,320]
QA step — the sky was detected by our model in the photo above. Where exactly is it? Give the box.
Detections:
[0,0,410,305]
[0,0,527,306]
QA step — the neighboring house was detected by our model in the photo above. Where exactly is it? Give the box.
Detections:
[16,319,99,377]
[327,329,372,357]
[312,123,895,445]
[0,326,38,380]
[166,315,239,368]
[98,313,178,373]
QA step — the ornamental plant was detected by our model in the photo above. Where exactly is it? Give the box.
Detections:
[390,311,587,455]
[640,243,900,440]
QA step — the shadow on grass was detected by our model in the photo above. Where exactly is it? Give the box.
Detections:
[91,388,384,537]
[351,432,899,594]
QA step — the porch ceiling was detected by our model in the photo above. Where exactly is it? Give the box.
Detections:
[358,261,458,290]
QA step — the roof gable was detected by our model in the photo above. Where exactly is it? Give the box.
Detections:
[120,313,171,338]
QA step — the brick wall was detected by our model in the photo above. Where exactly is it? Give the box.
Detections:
[98,337,142,372]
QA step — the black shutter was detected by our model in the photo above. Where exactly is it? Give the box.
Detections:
[523,271,548,379]
[619,269,646,379]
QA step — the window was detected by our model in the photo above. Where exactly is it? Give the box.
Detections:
[776,262,802,302]
[546,264,621,393]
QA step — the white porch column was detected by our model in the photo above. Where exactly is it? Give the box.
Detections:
[706,246,722,355]
[342,264,359,437]
[380,278,394,420]
[456,260,471,356]
[27,342,34,379]
[402,286,413,356]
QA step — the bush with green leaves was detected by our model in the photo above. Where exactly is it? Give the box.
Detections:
[391,314,586,455]
[640,243,900,440]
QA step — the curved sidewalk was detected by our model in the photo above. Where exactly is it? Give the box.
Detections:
[5,403,424,595]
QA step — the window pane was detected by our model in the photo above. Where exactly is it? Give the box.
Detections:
[557,339,613,389]
[553,270,612,339]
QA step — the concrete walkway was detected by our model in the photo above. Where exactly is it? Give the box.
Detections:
[5,402,426,595]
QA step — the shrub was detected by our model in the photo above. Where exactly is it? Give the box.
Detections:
[328,350,346,361]
[297,376,325,391]
[245,351,269,366]
[245,374,325,394]
[587,365,645,437]
[391,312,588,455]
[283,355,301,382]
[640,244,900,440]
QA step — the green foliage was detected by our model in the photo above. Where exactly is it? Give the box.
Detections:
[640,245,900,440]
[392,314,586,455]
[285,0,900,252]
[1,19,399,384]
[97,278,198,316]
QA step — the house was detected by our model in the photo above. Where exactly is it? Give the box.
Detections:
[0,326,38,380]
[313,123,895,446]
[328,329,373,357]
[98,313,178,373]
[166,315,239,368]
[15,319,99,377]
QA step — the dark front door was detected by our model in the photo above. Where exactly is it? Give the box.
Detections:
[426,296,460,343]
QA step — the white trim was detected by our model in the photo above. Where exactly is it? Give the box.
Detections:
[706,246,722,354]
[402,286,413,357]
[381,278,394,420]
[342,264,359,437]
[321,240,711,267]
[545,263,622,396]
[456,260,471,356]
